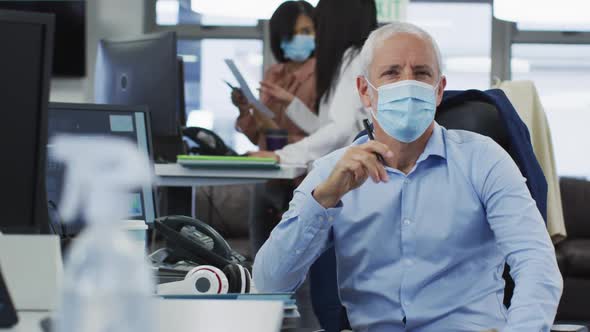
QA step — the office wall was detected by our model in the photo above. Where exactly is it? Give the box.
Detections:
[49,0,145,103]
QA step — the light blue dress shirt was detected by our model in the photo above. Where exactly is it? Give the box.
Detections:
[253,123,563,332]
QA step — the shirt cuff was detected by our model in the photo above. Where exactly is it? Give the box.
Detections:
[285,97,319,134]
[285,97,301,117]
[298,190,343,231]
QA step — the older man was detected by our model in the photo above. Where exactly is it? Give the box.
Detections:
[253,22,562,332]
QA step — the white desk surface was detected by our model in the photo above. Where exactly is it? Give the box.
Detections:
[3,299,284,332]
[155,163,308,187]
[1,311,47,332]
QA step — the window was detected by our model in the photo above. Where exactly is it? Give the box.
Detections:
[156,0,320,26]
[154,1,494,154]
[180,39,263,154]
[407,2,492,90]
[512,44,590,177]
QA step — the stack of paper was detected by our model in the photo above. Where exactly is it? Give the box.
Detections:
[177,155,279,169]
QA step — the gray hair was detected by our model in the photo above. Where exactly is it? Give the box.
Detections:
[359,22,443,79]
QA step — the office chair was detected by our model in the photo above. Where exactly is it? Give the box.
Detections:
[310,89,549,332]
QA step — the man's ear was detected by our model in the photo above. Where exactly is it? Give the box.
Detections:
[435,75,447,106]
[357,75,373,109]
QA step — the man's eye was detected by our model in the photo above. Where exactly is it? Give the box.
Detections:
[383,70,398,77]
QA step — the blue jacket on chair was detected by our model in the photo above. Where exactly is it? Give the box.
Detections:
[441,89,547,222]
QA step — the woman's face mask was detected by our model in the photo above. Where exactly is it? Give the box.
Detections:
[281,34,315,62]
[366,79,439,143]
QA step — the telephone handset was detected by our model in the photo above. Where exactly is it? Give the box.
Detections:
[154,215,247,270]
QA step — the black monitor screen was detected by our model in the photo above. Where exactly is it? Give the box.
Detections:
[95,32,182,161]
[47,103,157,234]
[0,10,53,234]
[0,1,85,77]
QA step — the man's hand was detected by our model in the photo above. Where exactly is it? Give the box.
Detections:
[248,150,280,162]
[259,81,295,105]
[313,141,393,208]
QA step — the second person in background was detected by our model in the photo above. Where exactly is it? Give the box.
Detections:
[251,0,377,166]
[233,0,317,149]
[251,1,378,332]
[197,1,318,259]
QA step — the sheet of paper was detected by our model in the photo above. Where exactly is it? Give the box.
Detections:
[225,59,275,118]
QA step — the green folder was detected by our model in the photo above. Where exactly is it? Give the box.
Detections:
[177,155,280,169]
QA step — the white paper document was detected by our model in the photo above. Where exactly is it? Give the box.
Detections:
[224,59,275,118]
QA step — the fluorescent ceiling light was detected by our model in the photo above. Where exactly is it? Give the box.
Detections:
[493,0,590,25]
[191,0,319,19]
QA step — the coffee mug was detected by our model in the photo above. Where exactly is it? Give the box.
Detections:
[265,129,288,151]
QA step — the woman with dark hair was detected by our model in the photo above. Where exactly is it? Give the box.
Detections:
[252,1,377,331]
[198,2,316,260]
[252,0,378,166]
[233,0,317,149]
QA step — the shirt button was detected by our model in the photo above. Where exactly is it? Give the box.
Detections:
[404,259,413,266]
[296,249,302,254]
[404,179,410,184]
[328,216,334,222]
[403,219,411,225]
[318,216,325,222]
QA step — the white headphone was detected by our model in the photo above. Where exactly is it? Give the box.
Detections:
[157,264,251,295]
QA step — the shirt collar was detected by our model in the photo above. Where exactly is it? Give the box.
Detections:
[416,122,447,163]
[352,122,447,169]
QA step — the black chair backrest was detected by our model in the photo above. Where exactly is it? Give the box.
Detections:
[559,177,590,239]
[435,100,510,152]
[435,98,516,308]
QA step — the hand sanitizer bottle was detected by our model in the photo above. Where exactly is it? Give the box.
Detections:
[51,135,156,332]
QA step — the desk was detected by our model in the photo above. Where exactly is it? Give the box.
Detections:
[6,310,586,332]
[155,163,308,187]
[3,299,285,332]
[1,311,47,332]
[155,163,308,217]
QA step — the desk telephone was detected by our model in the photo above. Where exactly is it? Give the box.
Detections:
[153,216,252,295]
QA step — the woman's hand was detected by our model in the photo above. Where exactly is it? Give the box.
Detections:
[231,88,250,113]
[260,81,295,105]
[248,150,280,162]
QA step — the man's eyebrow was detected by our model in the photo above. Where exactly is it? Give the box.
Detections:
[412,64,434,72]
[378,64,402,76]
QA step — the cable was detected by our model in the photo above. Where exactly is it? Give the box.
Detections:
[47,200,67,236]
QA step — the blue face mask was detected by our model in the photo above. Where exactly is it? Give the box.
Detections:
[366,79,439,143]
[280,34,315,62]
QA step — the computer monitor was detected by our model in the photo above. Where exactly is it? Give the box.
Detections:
[0,10,54,234]
[177,56,187,128]
[94,31,184,162]
[0,1,86,77]
[46,103,158,235]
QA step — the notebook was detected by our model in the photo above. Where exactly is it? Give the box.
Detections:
[177,155,280,169]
